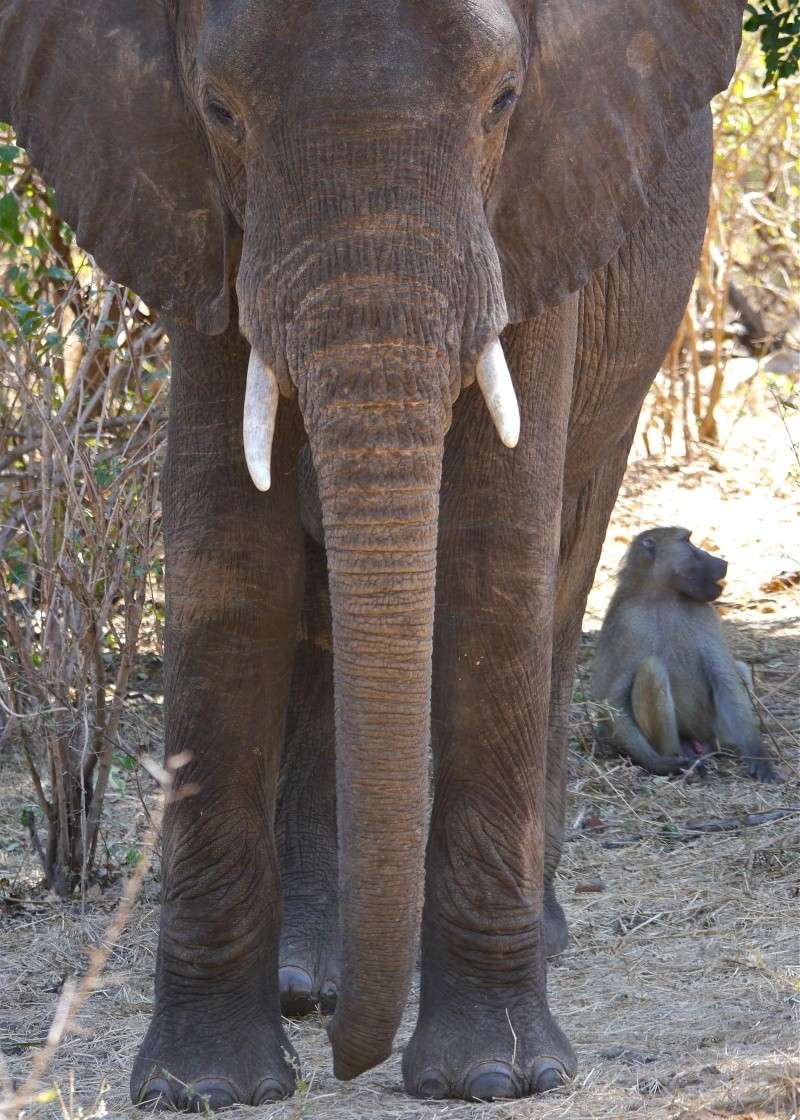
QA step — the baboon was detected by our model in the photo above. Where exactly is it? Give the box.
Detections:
[590,527,776,782]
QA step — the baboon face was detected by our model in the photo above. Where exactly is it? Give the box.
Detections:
[639,528,728,603]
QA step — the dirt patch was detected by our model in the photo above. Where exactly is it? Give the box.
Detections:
[1,399,798,1119]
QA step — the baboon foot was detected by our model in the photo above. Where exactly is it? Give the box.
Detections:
[746,755,778,783]
[678,737,710,777]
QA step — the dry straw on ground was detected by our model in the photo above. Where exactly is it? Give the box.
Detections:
[2,395,798,1120]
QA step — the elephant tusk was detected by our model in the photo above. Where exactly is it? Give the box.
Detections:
[243,349,279,491]
[476,337,520,449]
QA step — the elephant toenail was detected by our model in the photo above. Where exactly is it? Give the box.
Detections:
[181,1078,238,1111]
[319,979,338,1013]
[280,964,313,995]
[279,965,315,1015]
[414,1070,449,1099]
[253,1076,291,1104]
[465,1062,522,1101]
[531,1057,569,1093]
[135,1077,174,1111]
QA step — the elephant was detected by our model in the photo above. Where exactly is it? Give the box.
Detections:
[0,0,746,1110]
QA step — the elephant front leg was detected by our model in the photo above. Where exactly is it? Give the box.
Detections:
[131,325,305,1112]
[405,610,576,1101]
[404,306,577,1102]
[543,424,639,956]
[277,531,340,1016]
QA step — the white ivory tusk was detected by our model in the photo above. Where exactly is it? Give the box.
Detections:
[243,349,279,491]
[475,337,520,448]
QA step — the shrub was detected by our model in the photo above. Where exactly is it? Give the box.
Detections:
[0,131,167,894]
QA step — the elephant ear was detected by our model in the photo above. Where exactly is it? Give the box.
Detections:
[0,0,230,333]
[489,0,745,322]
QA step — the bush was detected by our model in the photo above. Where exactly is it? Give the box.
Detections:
[745,0,800,85]
[0,130,167,895]
[640,43,799,455]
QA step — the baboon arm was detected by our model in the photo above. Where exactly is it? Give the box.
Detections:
[707,661,776,782]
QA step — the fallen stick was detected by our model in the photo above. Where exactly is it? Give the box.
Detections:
[680,807,800,834]
[567,807,800,849]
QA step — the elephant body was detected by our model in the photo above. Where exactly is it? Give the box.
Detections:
[0,0,744,1109]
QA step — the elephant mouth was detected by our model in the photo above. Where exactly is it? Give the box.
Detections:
[241,335,519,492]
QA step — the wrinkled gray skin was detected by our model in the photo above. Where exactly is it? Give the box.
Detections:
[591,527,776,782]
[0,0,746,1109]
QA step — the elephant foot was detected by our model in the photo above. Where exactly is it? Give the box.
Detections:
[279,896,340,1017]
[402,995,575,1102]
[543,878,569,956]
[131,1001,297,1111]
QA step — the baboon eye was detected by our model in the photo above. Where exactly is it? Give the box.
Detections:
[641,537,655,557]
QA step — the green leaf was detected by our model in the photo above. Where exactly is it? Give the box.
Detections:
[745,0,800,84]
[114,751,138,773]
[94,461,114,489]
[8,560,28,586]
[0,191,22,245]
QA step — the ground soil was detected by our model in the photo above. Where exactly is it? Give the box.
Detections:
[1,388,798,1120]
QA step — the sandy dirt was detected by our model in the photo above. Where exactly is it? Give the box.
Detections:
[1,388,798,1120]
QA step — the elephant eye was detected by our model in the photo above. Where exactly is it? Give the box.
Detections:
[206,98,238,130]
[491,87,518,115]
[485,86,518,131]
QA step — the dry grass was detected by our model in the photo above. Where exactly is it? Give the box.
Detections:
[1,380,798,1120]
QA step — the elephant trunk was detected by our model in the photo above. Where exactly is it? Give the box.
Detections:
[303,338,447,1079]
[238,119,509,1076]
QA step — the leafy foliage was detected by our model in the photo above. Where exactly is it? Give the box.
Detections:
[745,0,800,84]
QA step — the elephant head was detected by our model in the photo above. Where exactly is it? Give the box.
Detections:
[0,0,744,1080]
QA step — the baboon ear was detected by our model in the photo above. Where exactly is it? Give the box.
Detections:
[488,0,745,322]
[0,0,231,333]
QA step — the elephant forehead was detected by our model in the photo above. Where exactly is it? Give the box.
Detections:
[197,0,523,90]
[409,0,524,61]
